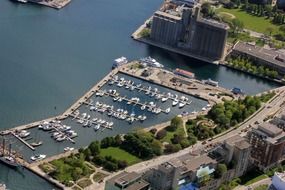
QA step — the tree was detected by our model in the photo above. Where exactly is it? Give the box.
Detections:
[214,164,228,178]
[140,28,151,38]
[230,18,244,35]
[168,116,183,131]
[118,160,128,169]
[156,129,167,140]
[72,167,83,181]
[201,3,215,18]
[89,141,100,156]
[103,161,118,171]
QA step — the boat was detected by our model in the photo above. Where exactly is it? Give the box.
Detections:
[31,141,43,147]
[179,102,186,108]
[108,122,114,127]
[112,57,128,69]
[64,147,75,152]
[108,80,114,85]
[90,106,96,111]
[18,130,30,138]
[165,107,171,114]
[141,104,146,110]
[174,68,195,79]
[52,132,60,138]
[140,57,164,68]
[172,99,179,106]
[117,82,124,87]
[202,107,207,111]
[30,154,46,161]
[202,78,219,87]
[0,142,20,168]
[113,96,119,101]
[181,111,189,116]
[191,110,198,114]
[83,120,89,127]
[94,124,100,131]
[140,115,147,121]
[56,135,66,142]
[0,156,19,168]
[161,97,168,102]
[10,0,28,3]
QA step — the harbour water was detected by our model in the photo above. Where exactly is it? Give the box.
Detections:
[0,0,281,189]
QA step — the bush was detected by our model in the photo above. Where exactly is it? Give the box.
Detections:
[167,116,183,132]
[118,160,128,169]
[156,129,167,140]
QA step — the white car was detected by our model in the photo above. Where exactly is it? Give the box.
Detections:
[30,154,46,161]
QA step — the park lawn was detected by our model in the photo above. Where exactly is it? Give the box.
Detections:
[216,7,279,34]
[100,147,141,165]
[160,127,186,143]
[244,174,268,185]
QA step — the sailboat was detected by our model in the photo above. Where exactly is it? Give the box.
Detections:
[0,139,20,168]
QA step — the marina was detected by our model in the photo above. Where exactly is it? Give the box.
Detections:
[0,60,221,164]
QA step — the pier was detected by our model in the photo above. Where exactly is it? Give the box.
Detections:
[11,132,35,151]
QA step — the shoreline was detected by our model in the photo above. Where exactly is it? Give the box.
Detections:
[220,62,285,85]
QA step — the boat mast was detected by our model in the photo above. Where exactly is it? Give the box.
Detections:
[2,139,5,156]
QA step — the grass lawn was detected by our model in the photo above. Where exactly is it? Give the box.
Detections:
[160,127,186,143]
[216,7,280,34]
[100,147,141,165]
[244,174,268,185]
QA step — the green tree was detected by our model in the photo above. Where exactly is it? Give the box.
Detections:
[214,164,228,178]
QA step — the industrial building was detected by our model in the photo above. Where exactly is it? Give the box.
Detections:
[149,0,229,61]
[247,123,285,171]
[231,42,285,74]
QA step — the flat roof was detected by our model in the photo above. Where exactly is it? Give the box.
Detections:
[183,154,217,172]
[198,18,229,29]
[154,10,182,21]
[233,42,285,69]
[225,135,251,149]
[125,180,150,190]
[251,123,285,144]
[258,123,283,137]
[108,171,141,186]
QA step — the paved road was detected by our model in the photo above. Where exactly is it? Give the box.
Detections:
[93,87,285,190]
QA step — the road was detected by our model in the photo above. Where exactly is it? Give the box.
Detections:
[92,86,285,190]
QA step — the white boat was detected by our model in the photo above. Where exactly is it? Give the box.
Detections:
[179,102,186,108]
[140,57,164,68]
[202,78,219,87]
[165,107,171,114]
[81,113,87,119]
[155,108,161,114]
[172,99,179,106]
[202,107,207,111]
[140,115,147,121]
[38,125,43,129]
[52,132,60,138]
[30,154,46,161]
[191,110,198,114]
[64,147,75,152]
[92,118,98,122]
[108,80,114,85]
[161,97,168,102]
[141,104,146,110]
[117,82,124,87]
[83,120,89,127]
[90,106,96,111]
[108,122,114,127]
[94,124,100,131]
[206,104,211,108]
[18,130,30,138]
[112,57,128,69]
[118,97,123,102]
[56,135,66,142]
[62,126,71,131]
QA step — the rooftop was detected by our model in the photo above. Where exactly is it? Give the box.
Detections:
[154,10,182,21]
[181,154,217,172]
[275,172,285,181]
[108,171,141,187]
[225,135,251,150]
[125,180,150,190]
[251,123,285,144]
[233,42,285,69]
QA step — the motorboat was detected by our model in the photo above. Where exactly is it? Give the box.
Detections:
[191,110,198,114]
[90,106,96,111]
[141,104,146,110]
[165,107,171,114]
[64,147,75,152]
[140,115,147,121]
[81,113,87,119]
[202,107,207,111]
[94,124,100,131]
[172,99,179,106]
[62,125,71,131]
[52,132,60,138]
[161,97,168,102]
[108,122,114,127]
[112,57,128,69]
[181,111,189,116]
[179,102,186,108]
[83,120,89,127]
[140,57,164,68]
[56,135,66,142]
[31,141,43,147]
[18,130,30,138]
[30,154,46,161]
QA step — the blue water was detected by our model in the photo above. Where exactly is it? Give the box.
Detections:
[0,0,281,189]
